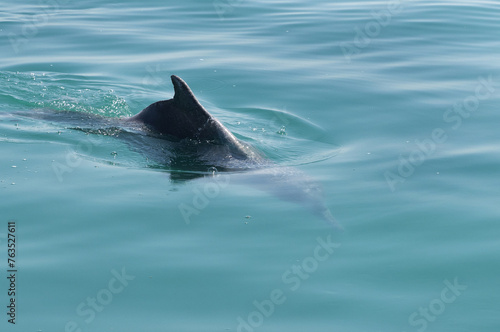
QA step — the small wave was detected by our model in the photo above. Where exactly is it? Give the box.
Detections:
[221,106,341,166]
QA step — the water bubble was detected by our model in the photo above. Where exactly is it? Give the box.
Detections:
[277,126,286,135]
[207,167,218,176]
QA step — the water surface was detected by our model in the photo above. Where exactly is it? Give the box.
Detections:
[1,1,500,331]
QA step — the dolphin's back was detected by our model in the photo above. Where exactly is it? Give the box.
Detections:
[130,99,202,140]
[129,76,263,164]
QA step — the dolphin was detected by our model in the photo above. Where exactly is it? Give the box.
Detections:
[124,75,268,171]
[19,75,342,229]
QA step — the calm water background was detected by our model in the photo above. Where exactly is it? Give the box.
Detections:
[1,0,500,331]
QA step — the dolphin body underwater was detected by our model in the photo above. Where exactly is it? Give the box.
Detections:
[27,75,342,229]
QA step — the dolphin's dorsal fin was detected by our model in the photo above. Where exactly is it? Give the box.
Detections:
[130,75,244,148]
[171,75,209,117]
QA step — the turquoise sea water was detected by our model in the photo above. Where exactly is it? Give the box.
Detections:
[1,0,500,331]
